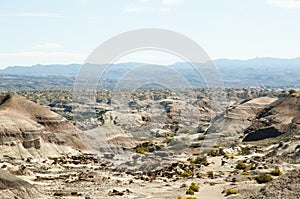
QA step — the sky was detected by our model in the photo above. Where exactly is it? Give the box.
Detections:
[0,0,300,68]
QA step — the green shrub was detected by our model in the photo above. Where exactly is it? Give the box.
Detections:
[224,154,234,159]
[249,164,256,170]
[189,182,199,192]
[218,148,226,156]
[235,162,247,170]
[255,173,273,184]
[288,89,297,95]
[184,197,197,199]
[64,115,75,121]
[226,189,238,196]
[219,171,225,176]
[266,150,277,157]
[186,189,194,195]
[240,147,252,155]
[182,170,192,177]
[209,182,216,186]
[207,171,214,179]
[208,149,218,157]
[135,146,148,154]
[269,167,283,176]
[192,156,209,166]
[180,183,187,188]
[162,137,173,144]
[178,196,183,199]
[241,171,250,175]
[189,143,202,148]
[197,135,206,140]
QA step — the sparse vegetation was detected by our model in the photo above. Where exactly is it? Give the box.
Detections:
[255,173,273,184]
[207,171,214,179]
[241,171,250,175]
[235,162,247,170]
[63,115,75,121]
[209,182,216,186]
[240,147,252,155]
[185,189,195,195]
[135,146,148,154]
[269,167,283,176]
[266,150,277,157]
[288,89,297,95]
[197,135,206,140]
[249,164,257,170]
[226,188,238,196]
[208,149,218,157]
[189,182,199,192]
[224,154,234,159]
[219,171,225,176]
[162,136,173,144]
[2,88,299,198]
[218,148,226,156]
[189,143,202,148]
[191,156,209,166]
[182,170,192,177]
[180,183,187,188]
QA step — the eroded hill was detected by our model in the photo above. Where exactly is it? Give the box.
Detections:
[0,89,299,199]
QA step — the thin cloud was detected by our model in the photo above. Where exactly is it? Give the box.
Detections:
[0,51,87,68]
[0,51,87,59]
[137,0,184,4]
[123,6,170,13]
[137,0,151,3]
[0,12,65,18]
[266,0,300,9]
[161,0,184,5]
[33,43,64,50]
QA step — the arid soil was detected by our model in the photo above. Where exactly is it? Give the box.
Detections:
[0,89,299,199]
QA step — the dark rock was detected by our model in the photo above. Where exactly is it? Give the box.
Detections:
[243,127,282,142]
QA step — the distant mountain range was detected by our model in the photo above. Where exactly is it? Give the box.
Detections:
[1,57,300,88]
[0,64,81,77]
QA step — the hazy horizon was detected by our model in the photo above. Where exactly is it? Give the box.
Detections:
[1,56,300,69]
[1,0,300,68]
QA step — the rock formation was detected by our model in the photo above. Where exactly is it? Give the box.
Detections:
[0,169,45,198]
[243,92,300,141]
[243,169,300,199]
[0,94,84,159]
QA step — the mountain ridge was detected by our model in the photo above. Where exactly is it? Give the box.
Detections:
[2,57,300,77]
[0,57,299,88]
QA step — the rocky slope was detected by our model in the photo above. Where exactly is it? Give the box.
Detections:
[215,97,277,139]
[0,90,299,198]
[243,169,300,199]
[0,94,84,159]
[0,169,46,198]
[243,92,300,142]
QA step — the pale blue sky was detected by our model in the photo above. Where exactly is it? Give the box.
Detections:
[0,0,300,68]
